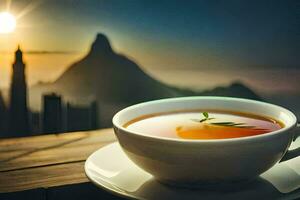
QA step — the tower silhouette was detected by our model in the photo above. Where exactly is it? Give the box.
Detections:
[8,46,30,136]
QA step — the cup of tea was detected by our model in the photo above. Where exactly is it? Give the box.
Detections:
[112,96,299,186]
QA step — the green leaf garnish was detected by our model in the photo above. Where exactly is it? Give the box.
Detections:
[210,122,244,126]
[195,112,215,123]
[203,112,209,119]
[210,122,255,128]
[191,112,261,129]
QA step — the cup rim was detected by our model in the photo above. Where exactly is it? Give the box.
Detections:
[112,96,297,143]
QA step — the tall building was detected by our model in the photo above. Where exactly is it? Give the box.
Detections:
[0,91,7,136]
[42,93,63,133]
[65,102,99,132]
[8,46,30,137]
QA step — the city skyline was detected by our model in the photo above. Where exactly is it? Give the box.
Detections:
[0,46,99,138]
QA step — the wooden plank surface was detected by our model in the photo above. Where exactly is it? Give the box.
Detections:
[0,182,125,200]
[0,128,116,172]
[0,161,88,193]
[0,128,117,193]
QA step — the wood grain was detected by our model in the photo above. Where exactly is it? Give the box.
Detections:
[0,128,117,193]
[0,161,88,193]
[0,128,116,172]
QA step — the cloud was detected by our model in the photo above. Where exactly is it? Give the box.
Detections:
[25,50,79,54]
[0,50,80,55]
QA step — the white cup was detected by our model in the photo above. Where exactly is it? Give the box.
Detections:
[113,97,299,186]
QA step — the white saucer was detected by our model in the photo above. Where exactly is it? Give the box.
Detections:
[85,142,300,200]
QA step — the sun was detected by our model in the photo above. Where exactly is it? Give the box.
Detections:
[0,12,16,34]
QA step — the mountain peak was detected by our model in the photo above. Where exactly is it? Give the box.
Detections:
[90,33,113,55]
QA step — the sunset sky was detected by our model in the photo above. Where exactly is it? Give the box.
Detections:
[0,0,298,95]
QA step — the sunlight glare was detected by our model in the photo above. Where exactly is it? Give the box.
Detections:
[0,12,16,34]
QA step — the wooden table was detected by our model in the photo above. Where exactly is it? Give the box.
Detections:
[0,128,124,200]
[1,129,299,200]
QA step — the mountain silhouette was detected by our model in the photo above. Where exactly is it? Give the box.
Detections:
[30,33,260,127]
[173,82,261,100]
[54,33,177,102]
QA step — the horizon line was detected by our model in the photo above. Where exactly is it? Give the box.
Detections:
[0,50,82,55]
